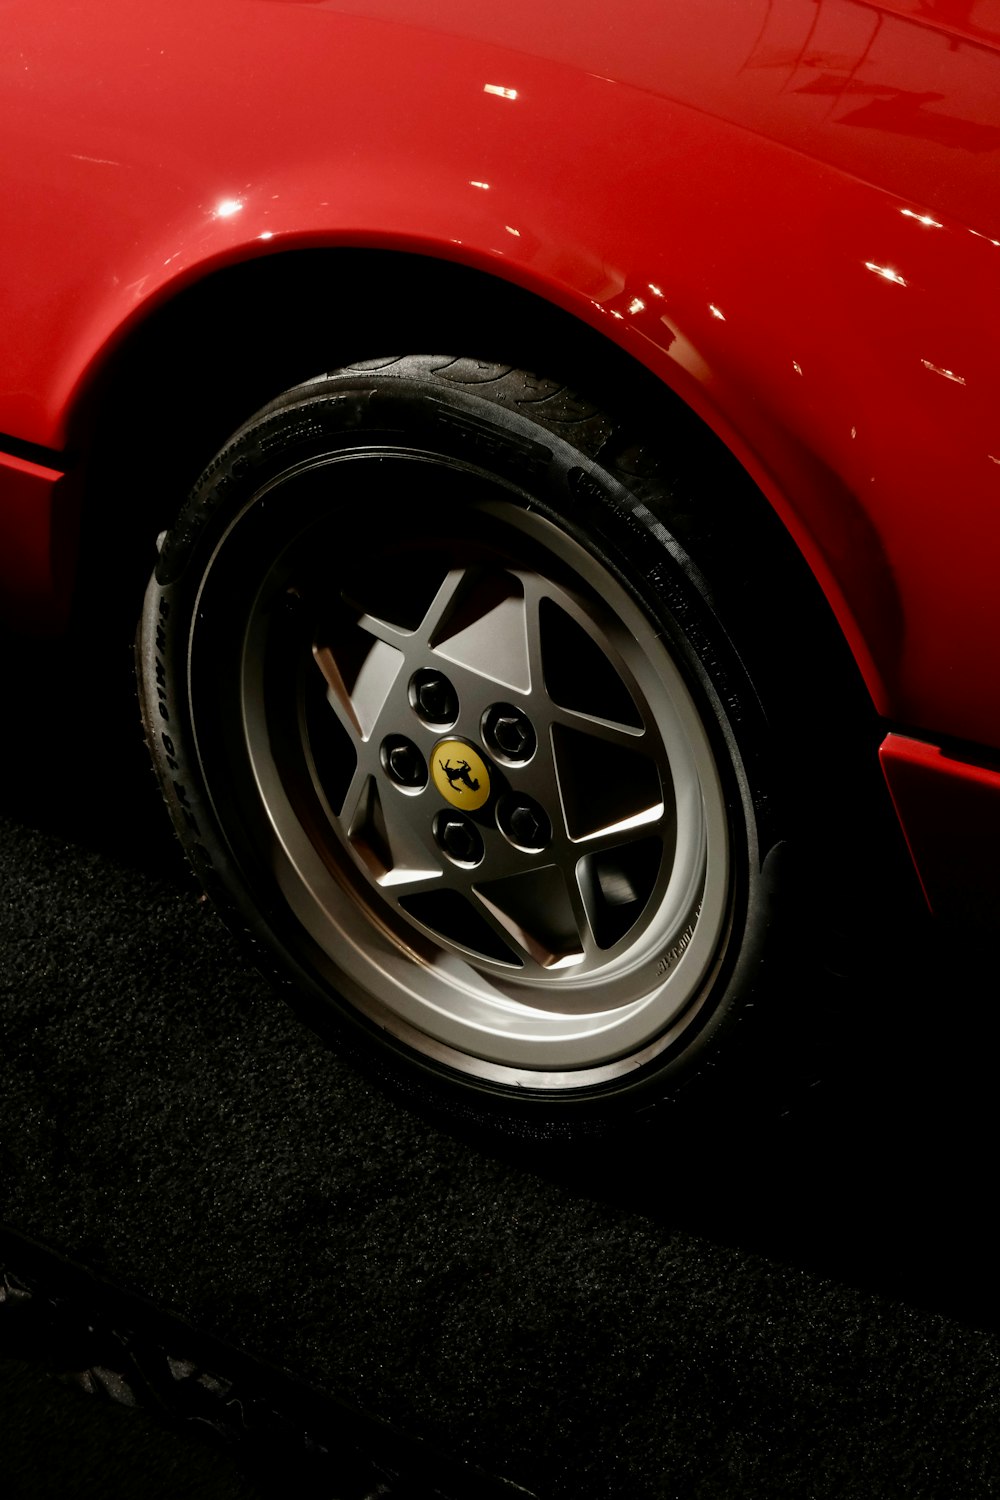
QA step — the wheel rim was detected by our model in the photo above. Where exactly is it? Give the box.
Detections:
[219,458,731,1087]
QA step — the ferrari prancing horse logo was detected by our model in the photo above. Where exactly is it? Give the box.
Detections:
[441,758,480,793]
[431,740,491,811]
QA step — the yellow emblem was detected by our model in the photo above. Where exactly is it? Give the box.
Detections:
[431,740,491,811]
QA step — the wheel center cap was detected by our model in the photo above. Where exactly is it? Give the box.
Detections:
[431,740,491,811]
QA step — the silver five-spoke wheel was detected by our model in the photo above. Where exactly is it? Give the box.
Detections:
[241,502,730,1084]
[139,354,826,1131]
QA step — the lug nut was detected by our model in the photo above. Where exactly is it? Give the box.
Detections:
[483,703,536,763]
[382,735,427,789]
[410,669,459,726]
[497,795,551,851]
[495,716,530,756]
[509,804,545,845]
[435,813,484,866]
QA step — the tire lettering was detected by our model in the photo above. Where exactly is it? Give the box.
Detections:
[655,920,695,977]
[428,400,551,476]
[160,732,179,772]
[257,417,327,453]
[568,466,606,506]
[152,652,172,721]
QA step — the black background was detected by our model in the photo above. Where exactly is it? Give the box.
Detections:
[1,634,997,1497]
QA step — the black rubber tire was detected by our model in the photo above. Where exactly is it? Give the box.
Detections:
[136,355,874,1137]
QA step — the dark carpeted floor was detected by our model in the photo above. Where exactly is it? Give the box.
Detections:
[0,1352,260,1500]
[0,632,997,1497]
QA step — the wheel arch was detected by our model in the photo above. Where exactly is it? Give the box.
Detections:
[72,246,657,622]
[71,242,887,722]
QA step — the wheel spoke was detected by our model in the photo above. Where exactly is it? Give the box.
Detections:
[472,864,587,970]
[336,760,372,831]
[521,572,548,710]
[342,772,443,888]
[377,863,447,896]
[528,578,649,734]
[312,643,364,738]
[378,788,446,888]
[353,612,415,648]
[572,828,672,954]
[550,721,665,844]
[396,881,525,968]
[564,864,600,962]
[416,567,475,646]
[549,704,648,746]
[427,567,532,693]
[564,812,670,857]
[540,824,642,962]
[311,636,406,744]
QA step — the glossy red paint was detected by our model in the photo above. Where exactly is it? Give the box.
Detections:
[880,733,1000,924]
[1,0,1000,756]
[0,453,75,633]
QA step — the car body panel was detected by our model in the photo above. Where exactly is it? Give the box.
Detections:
[1,0,1000,758]
[880,733,1000,923]
[0,451,75,633]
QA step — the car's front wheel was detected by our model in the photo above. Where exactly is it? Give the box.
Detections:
[137,355,859,1133]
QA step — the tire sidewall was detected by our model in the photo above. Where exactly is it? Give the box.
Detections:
[139,363,796,1132]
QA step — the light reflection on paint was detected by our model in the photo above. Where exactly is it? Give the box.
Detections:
[484,84,518,100]
[900,209,942,229]
[865,262,907,286]
[660,315,712,383]
[920,359,966,385]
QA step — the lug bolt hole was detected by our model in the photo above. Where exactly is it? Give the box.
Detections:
[496,794,551,852]
[434,811,485,867]
[482,702,537,765]
[409,669,459,727]
[381,735,427,791]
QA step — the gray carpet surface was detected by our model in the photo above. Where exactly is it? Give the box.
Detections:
[0,635,998,1497]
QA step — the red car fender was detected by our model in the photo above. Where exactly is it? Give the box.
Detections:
[1,0,999,760]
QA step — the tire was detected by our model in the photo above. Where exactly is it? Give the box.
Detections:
[136,354,865,1135]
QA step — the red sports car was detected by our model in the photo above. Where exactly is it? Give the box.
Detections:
[3,0,998,1131]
